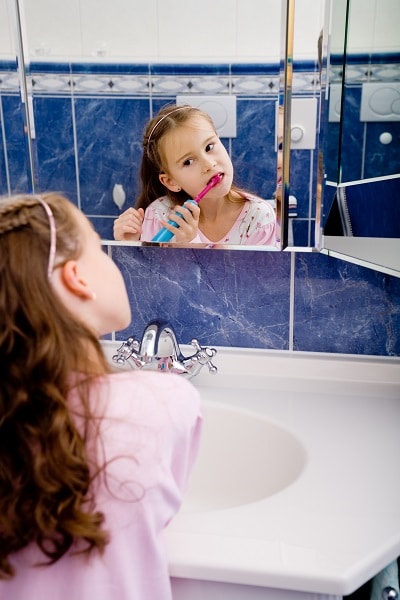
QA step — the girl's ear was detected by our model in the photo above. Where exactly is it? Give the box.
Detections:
[60,260,93,300]
[159,172,181,192]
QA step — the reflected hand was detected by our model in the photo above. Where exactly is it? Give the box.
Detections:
[162,201,200,243]
[113,207,144,241]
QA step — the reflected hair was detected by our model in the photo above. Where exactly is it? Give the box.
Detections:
[0,193,111,579]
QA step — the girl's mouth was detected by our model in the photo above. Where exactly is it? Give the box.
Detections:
[208,172,223,186]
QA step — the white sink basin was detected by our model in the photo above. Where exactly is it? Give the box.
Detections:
[182,401,307,513]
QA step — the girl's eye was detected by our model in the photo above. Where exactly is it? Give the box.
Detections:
[205,143,214,152]
[183,158,194,167]
[278,142,283,151]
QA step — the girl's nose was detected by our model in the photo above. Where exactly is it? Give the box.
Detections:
[202,156,216,173]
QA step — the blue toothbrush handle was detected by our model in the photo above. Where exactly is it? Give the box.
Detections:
[151,221,179,242]
[151,200,196,242]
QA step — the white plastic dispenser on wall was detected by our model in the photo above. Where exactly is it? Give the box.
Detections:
[176,95,237,138]
[113,184,126,210]
[290,98,318,149]
[275,98,318,149]
[360,83,400,121]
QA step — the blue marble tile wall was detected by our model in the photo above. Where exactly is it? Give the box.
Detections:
[0,61,30,195]
[2,59,400,358]
[106,244,400,357]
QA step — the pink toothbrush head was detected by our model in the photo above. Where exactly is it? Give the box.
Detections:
[193,172,223,203]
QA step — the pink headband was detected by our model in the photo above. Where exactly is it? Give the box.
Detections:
[36,197,57,279]
[146,106,189,145]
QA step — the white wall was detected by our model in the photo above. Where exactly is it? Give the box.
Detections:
[1,0,398,64]
[330,0,399,54]
[1,0,324,62]
[347,0,400,53]
[0,0,15,57]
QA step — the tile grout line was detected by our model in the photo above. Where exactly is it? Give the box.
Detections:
[289,250,295,351]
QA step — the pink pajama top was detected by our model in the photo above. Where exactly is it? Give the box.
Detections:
[0,370,202,600]
[142,195,278,247]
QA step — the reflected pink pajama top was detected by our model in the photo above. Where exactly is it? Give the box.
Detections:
[0,370,202,600]
[142,194,278,246]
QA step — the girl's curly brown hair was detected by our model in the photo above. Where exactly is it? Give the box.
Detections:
[0,193,111,579]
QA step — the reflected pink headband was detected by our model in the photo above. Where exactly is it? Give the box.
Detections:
[36,197,56,279]
[146,106,188,144]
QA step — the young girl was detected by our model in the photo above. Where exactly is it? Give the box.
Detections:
[113,104,278,246]
[0,193,202,599]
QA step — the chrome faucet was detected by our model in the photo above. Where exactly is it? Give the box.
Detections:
[112,319,218,379]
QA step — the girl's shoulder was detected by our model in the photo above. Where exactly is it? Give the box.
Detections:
[147,196,172,209]
[243,193,276,217]
[94,369,201,427]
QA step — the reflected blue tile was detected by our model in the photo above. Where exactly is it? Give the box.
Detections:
[75,97,150,215]
[291,219,313,247]
[2,95,30,193]
[364,121,400,179]
[34,96,77,202]
[109,246,291,350]
[231,64,278,75]
[325,121,341,182]
[150,64,230,75]
[151,98,176,118]
[294,252,400,355]
[339,176,400,238]
[89,215,115,239]
[31,62,72,74]
[232,98,277,200]
[340,87,364,181]
[290,149,312,218]
[71,63,149,75]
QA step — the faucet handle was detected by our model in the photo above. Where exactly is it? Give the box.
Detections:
[190,339,218,374]
[112,337,145,368]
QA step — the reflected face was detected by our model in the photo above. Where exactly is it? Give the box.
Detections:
[158,115,233,200]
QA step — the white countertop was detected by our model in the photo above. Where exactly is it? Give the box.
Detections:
[164,347,400,596]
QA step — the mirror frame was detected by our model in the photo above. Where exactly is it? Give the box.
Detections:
[11,0,35,192]
[7,0,296,253]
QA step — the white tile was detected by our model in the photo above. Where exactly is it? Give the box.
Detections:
[347,0,375,53]
[0,0,15,58]
[293,0,326,60]
[11,0,344,64]
[330,0,348,54]
[237,0,281,61]
[24,0,82,59]
[158,0,237,60]
[372,0,400,52]
[80,0,158,59]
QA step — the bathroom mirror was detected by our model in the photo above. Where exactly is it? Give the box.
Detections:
[1,0,327,252]
[320,0,400,276]
[2,0,398,274]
